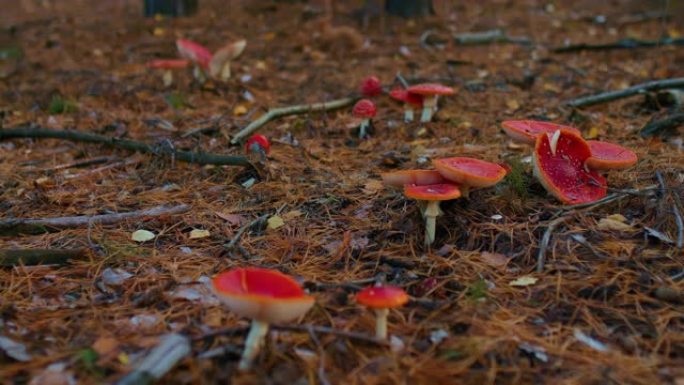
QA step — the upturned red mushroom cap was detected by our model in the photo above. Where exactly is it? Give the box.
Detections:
[146,59,190,69]
[176,39,213,69]
[245,134,271,155]
[361,76,383,97]
[533,130,607,204]
[404,183,461,201]
[407,83,454,96]
[352,99,377,118]
[213,268,314,323]
[433,157,507,188]
[389,88,423,106]
[501,120,582,145]
[381,170,445,187]
[586,140,638,170]
[356,286,409,309]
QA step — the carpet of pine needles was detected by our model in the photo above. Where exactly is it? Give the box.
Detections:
[1,1,683,384]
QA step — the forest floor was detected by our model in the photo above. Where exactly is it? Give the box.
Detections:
[1,1,683,384]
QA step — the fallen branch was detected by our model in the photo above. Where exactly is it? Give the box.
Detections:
[116,333,191,385]
[452,29,532,46]
[640,112,684,138]
[0,127,252,167]
[553,37,684,53]
[223,214,268,250]
[0,248,88,266]
[0,204,191,235]
[564,77,684,108]
[230,97,358,145]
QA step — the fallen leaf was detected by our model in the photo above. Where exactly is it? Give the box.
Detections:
[216,212,245,226]
[362,180,384,194]
[131,229,155,242]
[480,251,509,269]
[510,276,538,287]
[233,105,248,116]
[283,210,303,220]
[597,214,634,232]
[267,215,285,230]
[92,337,119,357]
[189,229,210,239]
[506,99,520,111]
[587,126,600,139]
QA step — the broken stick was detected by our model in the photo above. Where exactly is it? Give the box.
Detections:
[0,248,88,266]
[565,77,684,108]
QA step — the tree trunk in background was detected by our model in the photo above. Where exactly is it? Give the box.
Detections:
[385,0,433,18]
[144,0,198,17]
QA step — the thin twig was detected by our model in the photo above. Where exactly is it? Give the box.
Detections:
[452,29,532,45]
[230,97,358,145]
[564,77,684,108]
[0,248,88,266]
[0,127,252,167]
[672,194,684,249]
[553,37,684,53]
[223,214,268,250]
[307,325,332,385]
[640,112,684,138]
[0,204,191,235]
[537,216,571,273]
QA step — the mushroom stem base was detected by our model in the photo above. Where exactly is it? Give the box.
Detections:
[162,70,174,87]
[424,200,441,245]
[238,320,270,371]
[374,308,390,340]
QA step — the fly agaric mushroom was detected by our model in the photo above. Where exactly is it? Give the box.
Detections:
[389,88,424,122]
[406,83,454,123]
[212,267,314,371]
[356,286,409,340]
[433,157,507,197]
[361,76,383,97]
[176,39,213,81]
[146,59,190,87]
[245,134,271,161]
[501,120,581,145]
[381,169,445,187]
[404,183,461,245]
[209,39,247,81]
[533,129,607,204]
[352,99,377,139]
[586,140,638,170]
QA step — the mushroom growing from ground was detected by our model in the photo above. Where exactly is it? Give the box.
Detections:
[146,59,189,87]
[361,75,383,97]
[176,39,213,81]
[501,120,581,145]
[404,183,461,245]
[389,88,424,122]
[212,267,314,371]
[209,39,247,81]
[586,140,638,170]
[245,134,271,161]
[381,169,445,187]
[432,157,507,197]
[533,129,607,204]
[406,83,454,122]
[352,99,377,139]
[356,286,409,340]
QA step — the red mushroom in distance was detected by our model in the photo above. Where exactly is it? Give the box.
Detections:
[352,99,377,139]
[533,129,607,204]
[146,59,190,87]
[381,169,446,187]
[433,157,507,197]
[406,83,454,122]
[245,134,271,162]
[404,183,461,245]
[586,140,638,171]
[356,286,409,340]
[501,120,582,145]
[389,88,424,123]
[176,39,213,81]
[212,267,314,371]
[361,75,383,97]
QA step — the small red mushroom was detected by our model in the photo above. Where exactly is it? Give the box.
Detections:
[404,183,461,245]
[213,268,314,371]
[145,59,190,87]
[245,134,271,161]
[501,120,581,145]
[360,76,383,98]
[586,140,638,170]
[352,99,377,139]
[406,83,454,122]
[356,286,409,340]
[533,129,607,204]
[176,39,213,81]
[389,88,423,122]
[381,169,446,187]
[433,157,507,197]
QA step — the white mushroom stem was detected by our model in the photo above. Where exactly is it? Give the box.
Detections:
[404,108,414,122]
[423,200,442,245]
[359,118,370,139]
[162,70,173,87]
[420,95,439,122]
[238,320,270,371]
[374,308,390,340]
[192,65,206,83]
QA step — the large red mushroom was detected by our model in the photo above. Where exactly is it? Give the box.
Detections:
[501,120,581,145]
[586,140,638,170]
[433,157,507,197]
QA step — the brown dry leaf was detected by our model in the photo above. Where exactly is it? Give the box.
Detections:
[505,99,520,111]
[92,336,119,357]
[216,212,245,226]
[480,251,509,269]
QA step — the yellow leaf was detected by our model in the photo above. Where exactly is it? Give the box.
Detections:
[506,99,520,111]
[189,229,210,239]
[543,83,561,93]
[510,276,538,287]
[587,126,600,139]
[153,27,165,36]
[118,352,129,365]
[267,215,285,230]
[233,105,248,116]
[597,214,634,232]
[131,229,155,242]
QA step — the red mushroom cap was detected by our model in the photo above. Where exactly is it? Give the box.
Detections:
[361,76,383,98]
[212,267,314,323]
[433,157,507,188]
[586,140,638,170]
[146,59,190,69]
[245,134,271,155]
[533,129,607,204]
[356,286,409,309]
[176,39,213,69]
[352,99,377,118]
[389,88,424,106]
[406,83,454,96]
[501,120,582,145]
[404,183,461,201]
[381,169,445,187]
